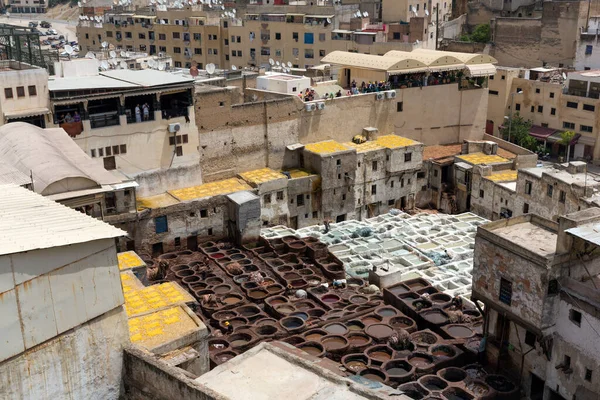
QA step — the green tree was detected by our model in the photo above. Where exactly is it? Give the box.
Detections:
[500,113,537,150]
[559,130,576,162]
[470,24,491,43]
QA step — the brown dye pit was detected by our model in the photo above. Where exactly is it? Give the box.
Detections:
[361,316,383,325]
[389,285,411,295]
[347,360,367,371]
[323,323,348,335]
[421,310,448,325]
[420,377,448,391]
[432,346,455,357]
[446,325,473,338]
[347,334,369,346]
[281,316,304,330]
[275,305,294,315]
[349,295,369,304]
[305,332,326,341]
[387,367,409,375]
[297,342,324,356]
[222,295,242,305]
[390,316,414,329]
[321,294,341,303]
[376,307,398,317]
[409,356,433,368]
[365,324,394,340]
[215,351,236,363]
[321,335,348,351]
[213,284,231,294]
[360,369,386,383]
[369,351,391,361]
[347,321,365,331]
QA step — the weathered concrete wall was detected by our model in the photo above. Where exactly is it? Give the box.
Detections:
[123,346,220,400]
[490,17,542,68]
[134,163,204,198]
[0,306,128,400]
[441,14,467,39]
[473,219,556,329]
[441,40,486,53]
[539,1,583,68]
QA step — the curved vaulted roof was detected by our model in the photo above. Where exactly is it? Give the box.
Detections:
[407,49,497,65]
[321,51,428,72]
[383,50,464,67]
[0,122,122,195]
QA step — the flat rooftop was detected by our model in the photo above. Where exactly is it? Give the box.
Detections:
[118,251,147,271]
[168,178,252,201]
[521,165,600,187]
[456,152,509,165]
[485,170,518,182]
[423,144,516,162]
[196,342,407,400]
[239,168,286,185]
[491,221,557,257]
[304,140,351,155]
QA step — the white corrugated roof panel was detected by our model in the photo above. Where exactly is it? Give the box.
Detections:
[101,69,194,87]
[0,184,124,256]
[0,161,31,186]
[48,75,139,91]
[566,225,600,247]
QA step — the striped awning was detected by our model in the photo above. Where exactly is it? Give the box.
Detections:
[4,107,50,119]
[465,63,496,77]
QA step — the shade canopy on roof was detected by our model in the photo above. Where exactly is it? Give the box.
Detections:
[321,51,427,73]
[322,49,497,75]
[0,122,123,195]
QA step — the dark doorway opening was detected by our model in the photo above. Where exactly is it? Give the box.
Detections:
[152,242,164,257]
[336,214,346,223]
[530,373,544,400]
[187,235,198,251]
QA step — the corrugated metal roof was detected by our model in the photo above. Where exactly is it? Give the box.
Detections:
[48,75,139,91]
[0,184,124,256]
[0,161,30,186]
[101,69,194,87]
[566,225,600,247]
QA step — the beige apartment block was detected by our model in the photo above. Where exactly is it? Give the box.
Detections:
[487,67,600,162]
[76,4,442,71]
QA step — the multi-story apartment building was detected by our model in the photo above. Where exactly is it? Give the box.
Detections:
[472,209,600,400]
[76,3,443,71]
[488,67,600,163]
[8,0,46,14]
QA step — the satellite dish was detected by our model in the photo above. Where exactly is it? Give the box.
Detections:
[287,61,292,67]
[100,60,109,70]
[120,50,126,57]
[64,45,74,54]
[206,63,216,74]
[141,61,148,69]
[120,61,128,69]
[232,8,236,13]
[148,58,156,68]
[109,50,117,58]
[362,11,367,17]
[269,58,274,65]
[562,72,567,80]
[221,4,224,9]
[326,17,331,23]
[231,65,237,70]
[85,51,96,59]
[101,41,108,48]
[425,9,429,16]
[158,63,166,71]
[78,1,82,6]
[125,51,130,58]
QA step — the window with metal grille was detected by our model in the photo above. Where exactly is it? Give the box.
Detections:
[499,278,512,305]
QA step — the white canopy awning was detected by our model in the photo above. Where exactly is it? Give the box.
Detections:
[465,63,496,77]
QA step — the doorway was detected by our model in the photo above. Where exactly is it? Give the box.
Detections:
[494,313,510,345]
[400,196,407,210]
[336,214,346,223]
[290,216,298,229]
[486,119,494,135]
[530,373,544,400]
[152,242,164,257]
[187,235,198,251]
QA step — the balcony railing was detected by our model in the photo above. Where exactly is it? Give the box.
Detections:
[90,112,120,129]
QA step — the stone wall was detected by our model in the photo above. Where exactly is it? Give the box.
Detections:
[490,17,542,68]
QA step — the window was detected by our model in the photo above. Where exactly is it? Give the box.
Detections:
[313,211,318,218]
[404,153,412,162]
[499,277,512,306]
[585,369,593,382]
[105,146,112,156]
[91,149,96,158]
[292,32,299,41]
[550,92,555,98]
[586,45,593,55]
[208,228,213,236]
[194,33,201,41]
[103,156,115,170]
[417,171,426,179]
[138,33,145,39]
[297,194,304,206]
[173,32,180,39]
[547,184,553,197]
[154,216,168,234]
[194,48,202,55]
[371,184,377,195]
[336,159,341,165]
[516,87,522,93]
[275,32,281,40]
[523,203,529,213]
[563,121,575,129]
[541,123,549,128]
[537,105,543,113]
[4,88,13,99]
[16,86,25,97]
[515,103,521,111]
[120,144,128,153]
[563,355,571,368]
[176,146,183,157]
[159,33,166,40]
[583,103,595,112]
[372,161,378,171]
[319,33,325,42]
[535,88,540,94]
[397,101,403,112]
[276,191,284,200]
[479,189,485,198]
[112,145,120,155]
[342,194,346,201]
[392,180,395,188]
[570,309,582,326]
[263,193,271,204]
[98,148,104,157]
[581,125,593,133]
[567,101,578,109]
[388,199,395,206]
[530,105,535,113]
[159,46,167,52]
[548,279,559,295]
[319,49,325,57]
[125,32,132,39]
[489,90,499,95]
[173,47,181,53]
[501,75,506,80]
[27,85,36,96]
[551,108,556,116]
[305,49,314,59]
[525,330,536,347]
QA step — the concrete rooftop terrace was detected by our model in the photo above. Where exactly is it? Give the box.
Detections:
[423,144,516,161]
[306,135,420,155]
[456,152,509,165]
[482,218,558,258]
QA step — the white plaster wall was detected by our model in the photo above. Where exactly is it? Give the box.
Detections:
[0,67,50,122]
[69,108,200,175]
[0,306,128,400]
